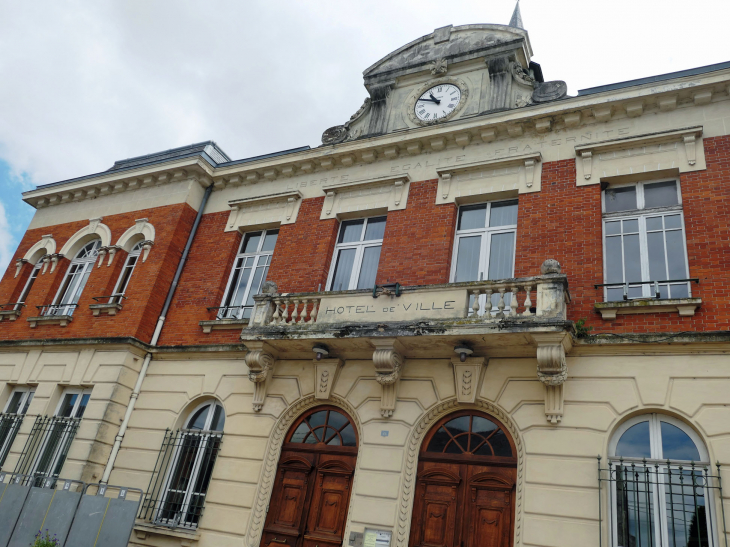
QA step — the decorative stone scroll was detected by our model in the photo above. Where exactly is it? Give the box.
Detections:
[320,174,410,220]
[575,126,705,185]
[371,338,405,418]
[225,191,303,233]
[435,152,542,205]
[452,356,487,404]
[22,234,56,270]
[244,341,279,412]
[314,358,343,400]
[531,332,573,425]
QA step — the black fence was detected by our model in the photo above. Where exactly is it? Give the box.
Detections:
[13,416,81,485]
[0,413,25,468]
[139,428,223,529]
[36,303,78,316]
[599,457,728,547]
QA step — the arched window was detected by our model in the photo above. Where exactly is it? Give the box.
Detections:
[49,239,100,316]
[110,241,143,303]
[14,259,43,310]
[288,407,357,447]
[607,414,715,547]
[424,412,514,458]
[143,401,225,529]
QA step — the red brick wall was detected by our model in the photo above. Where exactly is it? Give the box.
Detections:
[515,136,730,333]
[376,179,457,286]
[0,203,196,343]
[157,211,242,346]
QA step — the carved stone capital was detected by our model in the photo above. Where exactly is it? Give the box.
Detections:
[244,341,279,412]
[531,333,572,424]
[314,358,343,400]
[452,356,487,404]
[371,339,405,418]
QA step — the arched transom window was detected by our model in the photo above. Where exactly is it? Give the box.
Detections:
[288,408,357,447]
[423,411,515,461]
[607,414,715,547]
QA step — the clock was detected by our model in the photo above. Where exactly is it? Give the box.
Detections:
[414,84,462,122]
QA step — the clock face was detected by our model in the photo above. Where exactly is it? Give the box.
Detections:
[414,84,462,122]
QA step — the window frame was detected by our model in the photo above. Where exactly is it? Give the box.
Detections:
[449,199,518,284]
[109,241,143,304]
[50,240,100,316]
[15,260,43,310]
[607,414,717,547]
[218,228,278,320]
[0,387,36,467]
[601,178,691,301]
[154,400,225,529]
[326,216,386,292]
[26,387,91,480]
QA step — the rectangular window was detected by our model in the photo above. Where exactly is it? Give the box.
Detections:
[218,229,278,319]
[14,388,90,483]
[0,387,35,467]
[15,262,41,310]
[602,180,690,301]
[327,216,386,291]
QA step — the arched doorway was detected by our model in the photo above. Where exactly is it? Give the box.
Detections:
[261,406,358,547]
[409,410,517,547]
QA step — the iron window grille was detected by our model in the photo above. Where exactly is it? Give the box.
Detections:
[139,428,224,529]
[598,457,728,547]
[13,415,81,486]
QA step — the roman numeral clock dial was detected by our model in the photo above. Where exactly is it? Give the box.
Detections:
[415,84,462,122]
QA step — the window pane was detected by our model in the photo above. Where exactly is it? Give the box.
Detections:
[364,217,387,241]
[5,391,24,414]
[427,427,451,452]
[605,186,637,212]
[229,262,253,308]
[328,411,348,430]
[188,405,210,430]
[57,394,77,418]
[623,219,639,233]
[210,405,225,431]
[242,232,262,254]
[646,217,663,231]
[331,248,356,291]
[615,421,651,458]
[669,283,689,299]
[605,237,624,284]
[261,230,279,252]
[21,392,34,414]
[244,263,268,306]
[357,246,381,289]
[624,234,642,283]
[339,220,364,243]
[488,429,513,457]
[489,201,518,227]
[665,214,682,229]
[340,424,356,446]
[291,423,310,443]
[75,394,90,418]
[665,230,687,280]
[661,422,700,461]
[615,466,656,547]
[444,416,469,437]
[455,236,481,282]
[487,232,515,280]
[664,468,709,547]
[458,204,487,230]
[605,221,621,236]
[644,181,678,208]
[647,231,667,282]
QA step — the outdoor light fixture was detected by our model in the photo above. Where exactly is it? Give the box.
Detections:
[454,344,473,362]
[313,344,330,361]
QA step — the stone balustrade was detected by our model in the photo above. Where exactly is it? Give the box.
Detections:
[248,260,569,329]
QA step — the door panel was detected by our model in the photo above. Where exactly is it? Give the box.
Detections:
[409,462,461,547]
[464,466,514,547]
[305,455,355,543]
[262,451,315,539]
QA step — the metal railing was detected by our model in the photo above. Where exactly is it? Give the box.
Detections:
[595,279,700,300]
[207,305,250,321]
[0,413,25,468]
[139,428,224,529]
[598,457,728,547]
[0,303,24,311]
[13,415,81,485]
[37,303,78,316]
[92,294,128,304]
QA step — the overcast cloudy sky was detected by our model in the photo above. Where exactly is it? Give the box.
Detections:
[1,0,728,270]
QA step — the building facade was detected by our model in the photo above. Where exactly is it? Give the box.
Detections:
[1,9,729,547]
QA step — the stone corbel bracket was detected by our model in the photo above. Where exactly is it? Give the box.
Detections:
[575,126,705,186]
[225,191,303,233]
[49,254,64,274]
[371,338,405,418]
[244,341,279,412]
[452,356,487,404]
[531,332,573,425]
[140,240,154,262]
[314,358,343,400]
[14,258,28,278]
[436,152,542,205]
[320,174,411,220]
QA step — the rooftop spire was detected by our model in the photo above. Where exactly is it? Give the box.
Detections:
[508,0,524,29]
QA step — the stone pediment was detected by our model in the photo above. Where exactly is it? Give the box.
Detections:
[363,24,532,83]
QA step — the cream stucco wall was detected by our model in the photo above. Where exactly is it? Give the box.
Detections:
[93,346,730,547]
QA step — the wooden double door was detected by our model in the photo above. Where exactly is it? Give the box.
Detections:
[261,407,358,547]
[409,411,517,547]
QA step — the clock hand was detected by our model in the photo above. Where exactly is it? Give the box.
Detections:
[418,97,439,104]
[429,93,441,104]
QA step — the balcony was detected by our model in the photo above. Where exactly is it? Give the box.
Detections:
[26,303,78,328]
[0,303,24,322]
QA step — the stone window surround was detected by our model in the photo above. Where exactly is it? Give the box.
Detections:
[225,190,302,233]
[319,174,410,221]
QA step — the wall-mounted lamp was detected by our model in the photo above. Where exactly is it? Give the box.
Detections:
[313,344,330,361]
[454,344,474,362]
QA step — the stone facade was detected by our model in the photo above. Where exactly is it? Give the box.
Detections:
[1,13,730,547]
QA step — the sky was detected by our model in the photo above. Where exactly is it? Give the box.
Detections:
[0,0,728,271]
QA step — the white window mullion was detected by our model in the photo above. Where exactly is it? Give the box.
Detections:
[638,216,653,298]
[349,245,366,290]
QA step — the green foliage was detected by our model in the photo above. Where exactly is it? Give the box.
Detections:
[32,530,60,547]
[575,318,593,338]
